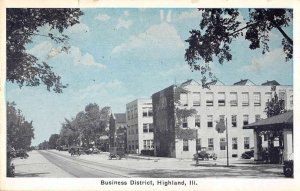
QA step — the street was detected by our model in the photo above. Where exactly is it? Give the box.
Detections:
[12,150,286,178]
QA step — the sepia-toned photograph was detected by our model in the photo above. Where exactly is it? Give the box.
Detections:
[1,0,299,190]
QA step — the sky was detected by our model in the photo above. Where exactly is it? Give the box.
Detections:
[6,8,293,145]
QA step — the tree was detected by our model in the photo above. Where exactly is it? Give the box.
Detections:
[7,102,35,150]
[48,134,60,149]
[7,8,83,93]
[265,90,286,118]
[57,103,111,147]
[185,9,293,84]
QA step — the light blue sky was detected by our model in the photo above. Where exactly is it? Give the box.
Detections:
[6,8,293,145]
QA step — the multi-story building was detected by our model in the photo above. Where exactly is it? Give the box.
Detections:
[126,99,154,154]
[109,113,127,148]
[152,79,293,159]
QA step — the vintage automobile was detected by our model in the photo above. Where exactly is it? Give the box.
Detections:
[69,146,83,156]
[108,147,126,160]
[241,150,254,159]
[283,160,293,177]
[194,147,217,161]
[283,153,293,177]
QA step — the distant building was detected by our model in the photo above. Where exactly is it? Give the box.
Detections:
[152,79,293,159]
[109,113,127,148]
[126,99,153,154]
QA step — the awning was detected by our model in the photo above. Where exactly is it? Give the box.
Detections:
[243,110,293,130]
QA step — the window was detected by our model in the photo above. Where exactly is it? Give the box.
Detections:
[231,115,237,127]
[129,145,131,150]
[230,92,238,106]
[195,115,201,127]
[279,92,286,108]
[127,110,130,120]
[146,140,150,149]
[183,139,189,151]
[142,109,147,117]
[149,123,154,132]
[143,140,147,149]
[136,128,138,134]
[242,92,249,106]
[218,92,226,106]
[135,140,138,150]
[182,117,188,128]
[143,123,148,133]
[134,108,138,118]
[243,115,249,125]
[192,92,201,106]
[132,144,135,150]
[244,137,250,149]
[180,93,188,106]
[265,92,272,106]
[148,109,153,116]
[253,92,261,106]
[220,138,226,150]
[255,115,261,122]
[208,138,214,151]
[232,137,238,150]
[196,138,201,150]
[206,92,214,106]
[207,115,213,127]
[142,107,153,117]
[131,110,134,119]
[150,140,154,149]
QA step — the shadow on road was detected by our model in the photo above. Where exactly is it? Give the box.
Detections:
[15,172,49,177]
[128,164,285,178]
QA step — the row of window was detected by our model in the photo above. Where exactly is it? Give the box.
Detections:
[143,123,154,133]
[181,114,261,128]
[183,137,250,151]
[180,91,291,107]
[127,107,153,120]
[143,140,154,149]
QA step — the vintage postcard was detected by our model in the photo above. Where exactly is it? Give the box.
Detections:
[1,0,299,190]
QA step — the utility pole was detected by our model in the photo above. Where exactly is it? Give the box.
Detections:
[226,118,229,167]
[196,129,199,165]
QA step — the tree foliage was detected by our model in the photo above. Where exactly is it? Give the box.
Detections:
[7,102,35,150]
[57,103,111,147]
[185,9,293,83]
[7,8,83,93]
[265,90,286,118]
[48,134,60,149]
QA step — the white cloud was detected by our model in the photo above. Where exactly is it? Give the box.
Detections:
[160,10,164,22]
[95,14,111,21]
[67,23,89,33]
[28,41,106,69]
[241,49,290,73]
[116,18,132,30]
[68,46,106,69]
[166,10,172,23]
[177,9,202,20]
[112,22,184,54]
[123,11,129,17]
[160,10,172,23]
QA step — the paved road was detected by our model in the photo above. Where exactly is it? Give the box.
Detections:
[13,150,286,178]
[38,150,133,177]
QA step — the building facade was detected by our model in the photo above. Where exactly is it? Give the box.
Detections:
[152,79,293,159]
[109,113,127,149]
[126,99,154,154]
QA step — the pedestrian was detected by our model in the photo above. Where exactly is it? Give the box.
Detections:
[279,147,284,164]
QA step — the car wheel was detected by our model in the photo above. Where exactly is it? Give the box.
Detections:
[284,167,293,177]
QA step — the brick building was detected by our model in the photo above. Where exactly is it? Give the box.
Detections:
[152,79,293,159]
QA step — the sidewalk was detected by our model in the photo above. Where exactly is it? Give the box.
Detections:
[13,150,73,177]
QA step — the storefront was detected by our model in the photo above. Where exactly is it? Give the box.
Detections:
[243,111,293,163]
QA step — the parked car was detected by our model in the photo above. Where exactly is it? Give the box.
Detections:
[109,147,126,160]
[283,153,293,178]
[241,150,254,159]
[194,150,217,160]
[283,160,293,177]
